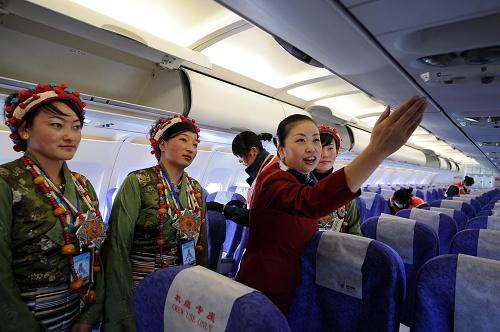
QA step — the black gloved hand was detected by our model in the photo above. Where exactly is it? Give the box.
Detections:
[206,201,224,212]
[226,199,245,208]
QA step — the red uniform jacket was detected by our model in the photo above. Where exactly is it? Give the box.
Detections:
[236,163,358,294]
[389,196,427,214]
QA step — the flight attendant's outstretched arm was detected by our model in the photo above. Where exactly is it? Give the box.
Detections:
[344,96,426,192]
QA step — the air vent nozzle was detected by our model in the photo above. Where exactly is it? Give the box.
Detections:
[418,46,500,67]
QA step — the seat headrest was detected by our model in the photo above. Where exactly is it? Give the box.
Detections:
[430,207,455,217]
[164,266,255,331]
[376,216,416,264]
[477,230,500,261]
[452,196,473,203]
[487,216,500,230]
[380,189,394,200]
[455,254,500,332]
[207,191,244,204]
[316,232,372,299]
[360,192,378,209]
[410,209,440,234]
[440,200,464,210]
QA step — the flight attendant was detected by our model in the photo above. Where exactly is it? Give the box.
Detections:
[206,131,278,225]
[388,187,428,215]
[103,115,208,332]
[312,124,361,235]
[446,176,475,197]
[236,96,427,314]
[0,83,105,332]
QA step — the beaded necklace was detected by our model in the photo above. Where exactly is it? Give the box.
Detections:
[154,164,204,267]
[22,156,102,302]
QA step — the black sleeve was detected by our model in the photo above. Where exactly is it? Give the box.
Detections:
[223,205,249,227]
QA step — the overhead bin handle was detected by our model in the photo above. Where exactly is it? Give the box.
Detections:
[101,24,148,46]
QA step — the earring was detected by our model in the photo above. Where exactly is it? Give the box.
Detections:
[23,133,29,140]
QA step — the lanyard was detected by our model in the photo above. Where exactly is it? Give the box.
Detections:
[161,166,184,210]
[42,171,82,217]
[257,154,274,175]
[57,189,81,219]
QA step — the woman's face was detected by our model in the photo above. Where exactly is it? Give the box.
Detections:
[278,120,322,175]
[159,131,198,170]
[237,147,259,167]
[316,142,338,173]
[19,101,82,162]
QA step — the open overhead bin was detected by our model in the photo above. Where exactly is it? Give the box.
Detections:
[438,156,451,170]
[7,0,211,70]
[348,126,426,166]
[183,69,297,134]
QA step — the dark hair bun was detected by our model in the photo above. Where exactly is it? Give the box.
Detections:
[257,133,273,141]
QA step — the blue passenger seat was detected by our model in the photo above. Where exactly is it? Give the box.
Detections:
[288,231,405,332]
[396,208,457,254]
[361,215,438,326]
[413,254,500,332]
[430,199,475,219]
[206,191,246,275]
[133,265,291,332]
[450,229,500,261]
[465,216,500,230]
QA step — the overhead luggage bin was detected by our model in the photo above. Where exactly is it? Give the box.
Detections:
[9,0,212,70]
[184,69,295,134]
[349,126,427,166]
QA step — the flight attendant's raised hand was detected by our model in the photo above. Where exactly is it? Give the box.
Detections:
[344,96,427,192]
[369,96,427,158]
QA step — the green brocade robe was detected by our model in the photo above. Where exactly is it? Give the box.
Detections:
[0,152,104,331]
[102,166,208,332]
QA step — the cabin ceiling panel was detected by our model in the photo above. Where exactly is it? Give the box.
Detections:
[342,0,500,171]
[344,0,500,36]
[463,128,500,142]
[0,17,153,103]
[201,27,332,89]
[286,77,359,101]
[69,0,241,48]
[215,0,435,112]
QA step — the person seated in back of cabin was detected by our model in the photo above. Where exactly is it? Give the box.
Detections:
[388,187,428,215]
[446,176,474,197]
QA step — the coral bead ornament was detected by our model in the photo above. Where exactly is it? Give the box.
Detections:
[154,164,204,267]
[70,278,84,290]
[22,156,105,301]
[61,244,76,255]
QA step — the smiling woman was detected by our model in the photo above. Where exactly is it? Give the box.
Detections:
[0,83,105,332]
[236,96,427,314]
[103,115,208,332]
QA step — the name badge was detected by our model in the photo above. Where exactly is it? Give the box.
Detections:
[180,240,196,266]
[71,251,92,285]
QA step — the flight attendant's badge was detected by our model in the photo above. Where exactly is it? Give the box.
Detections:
[172,210,201,240]
[76,211,108,250]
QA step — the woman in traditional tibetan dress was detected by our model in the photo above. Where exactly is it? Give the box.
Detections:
[312,124,361,235]
[236,96,427,314]
[103,115,208,331]
[0,83,106,332]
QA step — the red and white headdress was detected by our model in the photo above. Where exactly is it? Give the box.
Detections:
[4,83,86,152]
[318,124,342,149]
[149,115,200,159]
